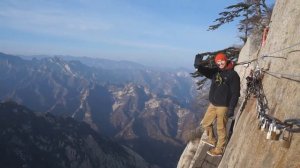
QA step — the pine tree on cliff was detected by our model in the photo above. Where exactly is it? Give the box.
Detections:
[208,0,273,43]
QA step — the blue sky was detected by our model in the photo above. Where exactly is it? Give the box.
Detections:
[0,0,248,68]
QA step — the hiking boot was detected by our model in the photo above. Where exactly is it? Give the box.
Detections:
[201,139,216,147]
[207,148,223,157]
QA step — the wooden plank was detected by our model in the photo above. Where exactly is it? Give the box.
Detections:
[192,118,235,168]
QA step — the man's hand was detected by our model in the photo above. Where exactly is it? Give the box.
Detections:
[227,108,235,119]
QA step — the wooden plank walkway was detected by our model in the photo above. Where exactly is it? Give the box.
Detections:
[190,118,235,168]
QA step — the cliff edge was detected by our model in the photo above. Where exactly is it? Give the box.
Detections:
[178,0,300,167]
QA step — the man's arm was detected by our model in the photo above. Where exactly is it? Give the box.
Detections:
[197,66,218,79]
[228,72,241,118]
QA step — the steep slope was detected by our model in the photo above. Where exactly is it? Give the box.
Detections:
[219,0,300,167]
[0,101,148,168]
[178,1,300,168]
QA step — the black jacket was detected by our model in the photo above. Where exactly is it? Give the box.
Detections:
[197,65,240,111]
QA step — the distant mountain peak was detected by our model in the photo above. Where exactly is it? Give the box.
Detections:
[0,101,149,168]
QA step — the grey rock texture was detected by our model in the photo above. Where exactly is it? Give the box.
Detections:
[178,0,300,168]
[221,0,300,167]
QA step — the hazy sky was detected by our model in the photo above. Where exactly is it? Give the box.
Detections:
[0,0,250,68]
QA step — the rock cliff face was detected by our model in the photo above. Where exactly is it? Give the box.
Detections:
[178,0,300,167]
[220,0,300,167]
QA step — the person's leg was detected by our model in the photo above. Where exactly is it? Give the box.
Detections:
[207,106,228,156]
[201,104,217,144]
[215,106,228,150]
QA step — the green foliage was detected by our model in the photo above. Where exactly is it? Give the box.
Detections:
[208,2,250,31]
[208,0,273,43]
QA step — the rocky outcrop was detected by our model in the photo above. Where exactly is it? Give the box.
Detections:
[219,0,300,167]
[178,0,300,168]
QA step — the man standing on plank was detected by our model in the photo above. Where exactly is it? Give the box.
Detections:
[197,53,240,156]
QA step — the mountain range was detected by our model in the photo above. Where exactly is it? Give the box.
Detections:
[0,52,209,168]
[0,101,148,168]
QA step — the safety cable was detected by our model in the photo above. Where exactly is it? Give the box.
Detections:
[264,41,300,56]
[235,41,300,67]
[235,55,300,82]
[234,66,300,137]
[263,70,300,82]
[261,55,287,60]
[263,71,300,78]
[283,119,300,133]
[233,42,300,138]
[236,58,258,66]
[258,113,300,133]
